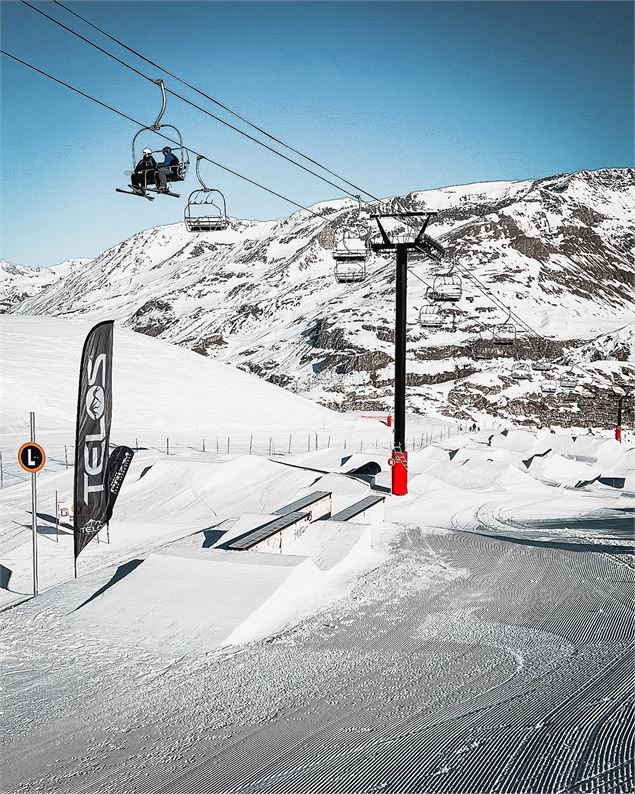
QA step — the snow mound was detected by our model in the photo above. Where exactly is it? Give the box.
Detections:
[68,548,314,655]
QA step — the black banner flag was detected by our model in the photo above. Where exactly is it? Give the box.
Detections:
[73,321,114,560]
[105,446,135,523]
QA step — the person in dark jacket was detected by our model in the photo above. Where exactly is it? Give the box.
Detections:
[131,148,157,193]
[156,146,180,191]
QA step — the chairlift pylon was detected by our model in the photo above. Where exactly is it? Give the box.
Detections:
[184,156,229,232]
[117,79,190,200]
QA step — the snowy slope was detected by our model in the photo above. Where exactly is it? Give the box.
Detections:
[3,168,634,425]
[0,315,342,436]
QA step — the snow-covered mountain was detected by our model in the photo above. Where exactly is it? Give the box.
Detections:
[0,258,92,313]
[3,168,634,427]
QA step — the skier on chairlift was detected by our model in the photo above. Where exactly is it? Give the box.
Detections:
[130,148,157,195]
[156,146,180,192]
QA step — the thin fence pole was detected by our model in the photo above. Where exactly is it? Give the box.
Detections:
[202,438,205,452]
[216,436,219,454]
[307,434,310,451]
[328,435,331,449]
[0,451,3,488]
[64,445,68,469]
[269,437,272,455]
[135,437,138,451]
[249,435,253,454]
[315,432,318,451]
[227,437,230,454]
[360,440,363,452]
[55,489,59,543]
[167,438,170,456]
[288,434,292,454]
[344,438,347,450]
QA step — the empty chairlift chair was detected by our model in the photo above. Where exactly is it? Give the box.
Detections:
[428,273,462,303]
[472,328,493,360]
[334,259,366,283]
[559,371,578,390]
[332,229,367,261]
[541,378,558,394]
[534,340,552,372]
[184,156,229,232]
[332,195,368,281]
[333,227,367,283]
[492,309,517,346]
[419,305,444,329]
[511,362,531,379]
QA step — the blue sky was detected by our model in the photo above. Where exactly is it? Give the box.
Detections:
[1,1,633,267]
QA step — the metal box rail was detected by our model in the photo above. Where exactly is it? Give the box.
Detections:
[226,512,309,551]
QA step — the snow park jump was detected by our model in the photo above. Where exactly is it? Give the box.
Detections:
[1,1,634,793]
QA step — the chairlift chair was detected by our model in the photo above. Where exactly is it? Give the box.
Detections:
[332,196,368,263]
[472,329,493,360]
[332,230,367,262]
[334,260,366,283]
[511,362,532,379]
[419,305,444,329]
[184,156,229,232]
[559,372,578,391]
[492,308,517,345]
[541,378,558,394]
[428,263,462,302]
[117,79,189,200]
[534,360,551,372]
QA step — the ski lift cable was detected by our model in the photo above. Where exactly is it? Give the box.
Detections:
[410,242,542,338]
[21,1,367,203]
[0,49,328,221]
[52,0,383,204]
[449,257,542,338]
[14,3,568,347]
[12,28,591,373]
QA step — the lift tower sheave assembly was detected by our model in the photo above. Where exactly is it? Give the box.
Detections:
[370,209,444,496]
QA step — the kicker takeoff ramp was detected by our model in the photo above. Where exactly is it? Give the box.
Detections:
[69,548,311,655]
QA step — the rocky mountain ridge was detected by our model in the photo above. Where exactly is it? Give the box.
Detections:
[3,167,633,428]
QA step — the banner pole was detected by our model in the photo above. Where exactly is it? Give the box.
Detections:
[30,412,39,597]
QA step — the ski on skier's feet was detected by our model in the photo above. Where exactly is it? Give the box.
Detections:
[115,187,155,201]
